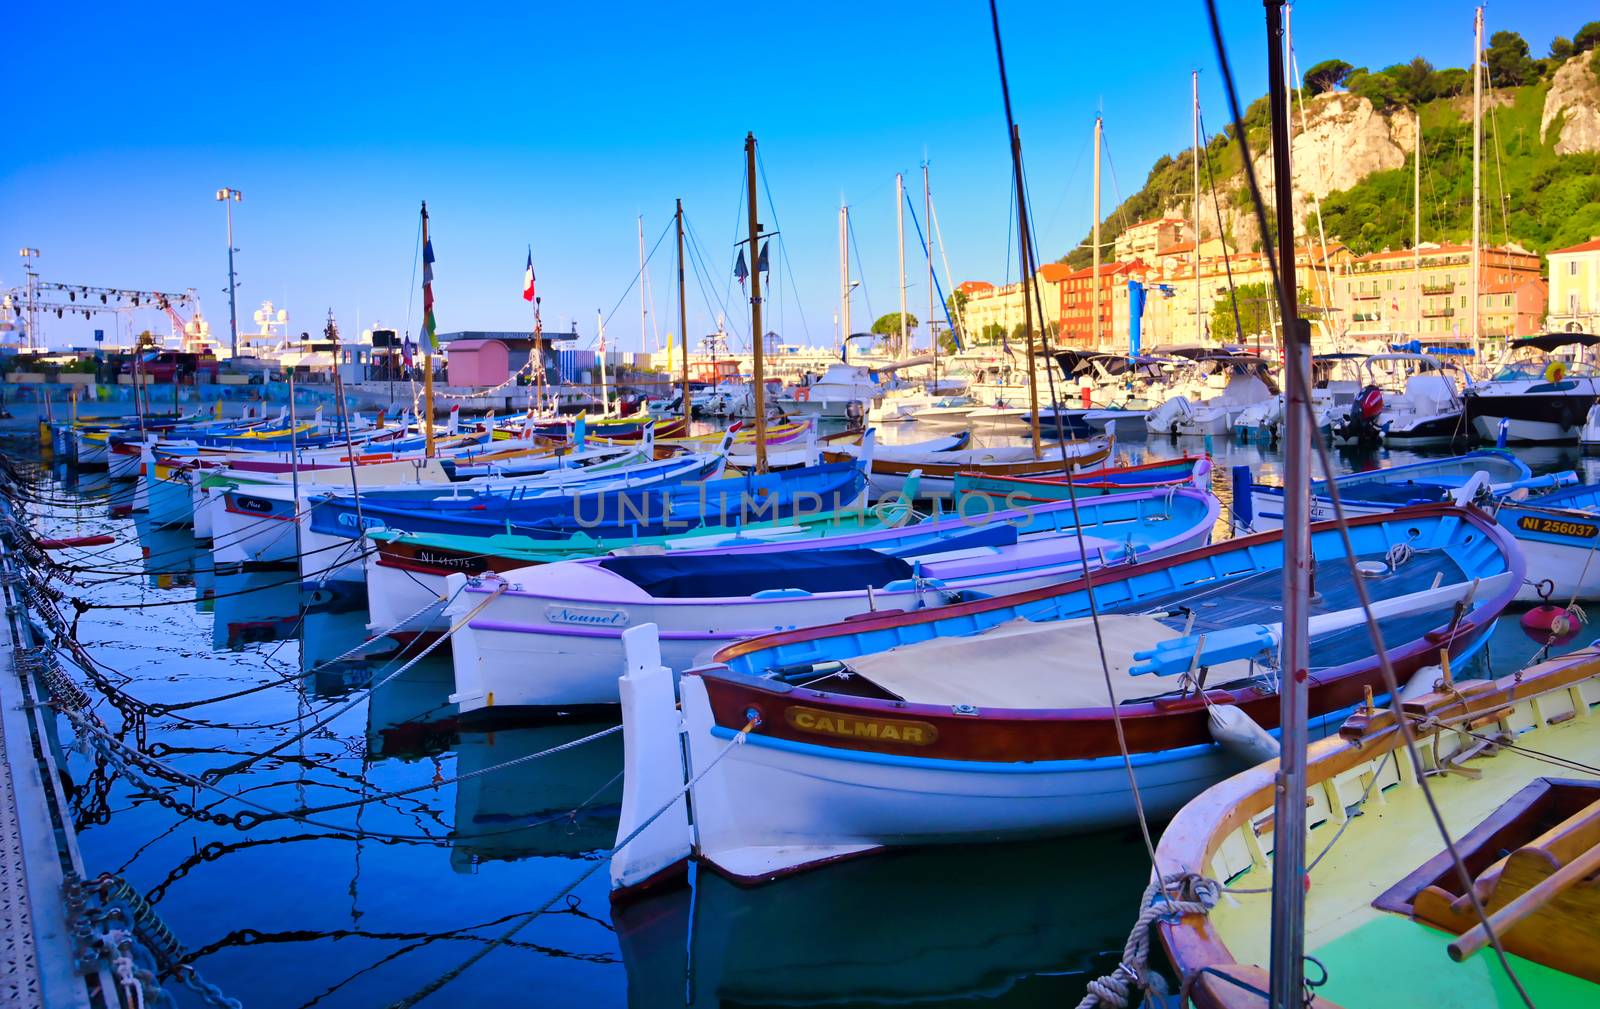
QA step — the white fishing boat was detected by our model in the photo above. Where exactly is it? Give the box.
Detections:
[443,487,1219,712]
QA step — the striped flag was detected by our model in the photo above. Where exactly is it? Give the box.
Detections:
[523,248,536,302]
[421,204,439,354]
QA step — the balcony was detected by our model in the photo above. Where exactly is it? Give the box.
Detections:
[1421,306,1456,318]
[1421,282,1455,295]
[1351,291,1381,300]
[1352,311,1381,322]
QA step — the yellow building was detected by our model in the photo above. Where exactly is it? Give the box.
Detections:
[1548,238,1600,334]
[1335,243,1544,345]
[957,266,1069,344]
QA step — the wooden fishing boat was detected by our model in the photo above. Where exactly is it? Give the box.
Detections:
[607,502,1521,890]
[952,454,1210,503]
[845,435,1113,500]
[211,445,720,569]
[1153,645,1600,1009]
[362,474,922,642]
[444,488,1220,713]
[1244,450,1571,530]
[1492,480,1600,601]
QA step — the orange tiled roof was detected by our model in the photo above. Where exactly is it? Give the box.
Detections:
[1551,237,1600,255]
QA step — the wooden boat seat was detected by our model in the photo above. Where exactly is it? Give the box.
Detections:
[1374,778,1600,982]
[842,615,1252,708]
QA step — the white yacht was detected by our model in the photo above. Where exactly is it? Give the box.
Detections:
[1464,333,1600,444]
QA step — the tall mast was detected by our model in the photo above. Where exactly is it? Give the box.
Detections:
[596,308,611,418]
[1264,2,1312,1006]
[1193,72,1203,343]
[746,133,768,473]
[1414,108,1423,336]
[1092,115,1103,350]
[1012,124,1042,459]
[838,203,851,349]
[897,173,907,359]
[1471,5,1483,357]
[676,199,690,427]
[925,163,937,387]
[638,214,649,355]
[420,200,436,458]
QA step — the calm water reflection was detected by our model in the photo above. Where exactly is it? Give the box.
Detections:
[14,429,1600,1008]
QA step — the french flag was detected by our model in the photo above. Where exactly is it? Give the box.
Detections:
[523,248,537,302]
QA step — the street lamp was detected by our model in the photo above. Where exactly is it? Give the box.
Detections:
[216,188,243,359]
[17,248,39,351]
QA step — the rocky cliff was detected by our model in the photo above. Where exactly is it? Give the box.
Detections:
[1071,55,1600,261]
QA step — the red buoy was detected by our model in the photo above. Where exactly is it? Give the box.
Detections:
[35,535,116,550]
[1521,605,1580,646]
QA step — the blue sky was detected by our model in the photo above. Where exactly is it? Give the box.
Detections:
[1,2,1577,352]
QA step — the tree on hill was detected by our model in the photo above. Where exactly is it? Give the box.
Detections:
[870,312,919,355]
[1346,67,1404,109]
[870,312,919,336]
[1486,30,1536,85]
[1303,58,1354,94]
[1209,283,1273,344]
[1550,36,1576,61]
[1575,21,1600,52]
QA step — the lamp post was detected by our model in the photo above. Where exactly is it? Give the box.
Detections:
[17,248,39,351]
[216,188,243,359]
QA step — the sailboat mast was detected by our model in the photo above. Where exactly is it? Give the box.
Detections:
[638,215,649,356]
[1011,123,1042,459]
[1264,2,1312,1005]
[596,308,611,418]
[1192,71,1202,343]
[897,173,907,359]
[745,133,768,473]
[839,204,851,348]
[925,163,937,387]
[1092,115,1103,350]
[421,200,436,459]
[676,199,690,427]
[1415,108,1423,336]
[1471,5,1483,358]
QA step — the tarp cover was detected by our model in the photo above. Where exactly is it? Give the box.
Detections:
[598,547,914,599]
[844,614,1235,709]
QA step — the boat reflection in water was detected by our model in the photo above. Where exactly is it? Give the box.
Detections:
[615,830,1149,1007]
[450,721,623,870]
[209,569,301,650]
[364,663,457,760]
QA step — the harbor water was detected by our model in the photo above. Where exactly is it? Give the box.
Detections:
[9,422,1600,1008]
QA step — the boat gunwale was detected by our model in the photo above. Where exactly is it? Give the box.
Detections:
[1151,645,1600,1009]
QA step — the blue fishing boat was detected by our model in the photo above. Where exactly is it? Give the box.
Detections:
[1492,480,1600,601]
[608,501,1521,889]
[1243,449,1572,530]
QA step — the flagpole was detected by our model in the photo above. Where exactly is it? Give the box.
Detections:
[746,133,768,473]
[677,198,691,428]
[421,200,437,459]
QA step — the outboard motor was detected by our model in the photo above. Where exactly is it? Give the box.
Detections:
[1335,384,1385,445]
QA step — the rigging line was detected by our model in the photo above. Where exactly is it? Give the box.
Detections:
[1203,3,1533,1004]
[988,0,1165,885]
[928,190,968,345]
[722,155,750,337]
[203,581,495,782]
[1199,109,1247,343]
[1483,64,1512,248]
[383,722,753,1009]
[903,189,959,339]
[846,206,875,327]
[1099,133,1134,247]
[1285,38,1337,314]
[684,214,745,341]
[594,216,676,344]
[755,147,812,341]
[1038,132,1094,253]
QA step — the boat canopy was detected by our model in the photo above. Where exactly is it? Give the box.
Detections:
[598,547,914,598]
[1508,333,1600,352]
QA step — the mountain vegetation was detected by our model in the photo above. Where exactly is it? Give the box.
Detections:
[1061,20,1600,269]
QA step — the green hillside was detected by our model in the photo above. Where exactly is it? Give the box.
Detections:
[1062,23,1600,267]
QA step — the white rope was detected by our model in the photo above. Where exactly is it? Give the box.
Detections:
[1076,872,1221,1009]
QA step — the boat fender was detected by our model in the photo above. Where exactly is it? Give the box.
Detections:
[1207,704,1279,766]
[1399,665,1443,702]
